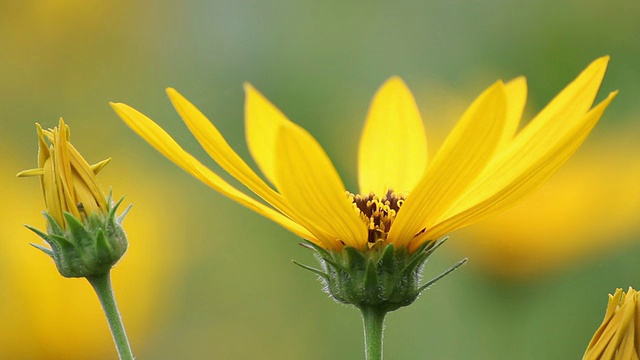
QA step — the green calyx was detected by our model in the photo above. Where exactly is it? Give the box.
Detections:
[27,193,131,278]
[294,237,467,312]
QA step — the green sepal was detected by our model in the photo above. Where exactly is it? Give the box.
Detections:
[292,260,329,281]
[25,198,130,278]
[294,237,465,312]
[95,228,112,267]
[64,212,91,247]
[117,204,133,223]
[30,243,54,258]
[24,223,51,242]
[42,211,63,235]
[415,258,468,296]
[363,259,379,301]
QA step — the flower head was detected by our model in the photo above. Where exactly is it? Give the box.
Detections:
[583,287,640,360]
[110,57,616,255]
[18,118,129,277]
[18,118,111,228]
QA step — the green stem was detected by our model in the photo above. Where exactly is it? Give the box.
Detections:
[86,272,134,360]
[360,306,387,360]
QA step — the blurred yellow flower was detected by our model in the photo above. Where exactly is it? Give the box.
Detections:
[3,150,184,359]
[455,135,640,279]
[112,57,615,254]
[583,287,640,360]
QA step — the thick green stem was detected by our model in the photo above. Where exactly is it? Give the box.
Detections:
[360,306,387,360]
[86,272,134,360]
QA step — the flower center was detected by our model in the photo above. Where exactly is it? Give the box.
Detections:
[349,189,405,245]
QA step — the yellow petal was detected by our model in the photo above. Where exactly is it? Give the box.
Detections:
[43,155,63,226]
[89,158,112,174]
[72,170,102,216]
[244,83,294,188]
[425,92,617,243]
[275,123,368,248]
[110,102,315,241]
[16,168,44,177]
[36,123,49,169]
[509,56,609,156]
[357,76,428,196]
[497,76,527,151]
[389,81,507,247]
[53,121,80,219]
[167,88,291,213]
[66,143,108,211]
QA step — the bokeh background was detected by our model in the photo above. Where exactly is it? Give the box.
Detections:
[1,1,639,359]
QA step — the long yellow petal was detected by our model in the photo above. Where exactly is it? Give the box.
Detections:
[43,155,62,225]
[424,92,617,244]
[357,76,428,196]
[53,120,80,219]
[244,83,293,188]
[498,76,527,151]
[508,56,609,158]
[275,123,368,249]
[389,81,507,247]
[110,102,315,241]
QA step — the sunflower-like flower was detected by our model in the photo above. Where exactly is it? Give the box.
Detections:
[18,118,129,277]
[111,57,615,309]
[583,287,640,360]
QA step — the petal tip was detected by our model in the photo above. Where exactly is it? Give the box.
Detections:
[109,102,126,111]
[507,76,527,87]
[590,56,610,71]
[381,75,408,90]
[243,82,256,94]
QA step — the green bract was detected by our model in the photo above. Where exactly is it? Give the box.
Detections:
[27,193,130,278]
[295,237,466,312]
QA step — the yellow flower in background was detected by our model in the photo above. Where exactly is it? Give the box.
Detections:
[583,287,640,360]
[455,136,640,279]
[111,57,615,254]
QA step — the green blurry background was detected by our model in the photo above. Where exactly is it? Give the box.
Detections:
[2,1,639,359]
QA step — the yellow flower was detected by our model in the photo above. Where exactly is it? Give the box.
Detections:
[111,57,616,254]
[17,118,111,228]
[583,287,640,360]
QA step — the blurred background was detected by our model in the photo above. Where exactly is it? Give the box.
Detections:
[1,0,639,359]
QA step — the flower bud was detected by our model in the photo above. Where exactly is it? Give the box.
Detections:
[18,118,130,277]
[583,287,639,359]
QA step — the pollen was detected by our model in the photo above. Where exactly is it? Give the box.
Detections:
[349,189,405,246]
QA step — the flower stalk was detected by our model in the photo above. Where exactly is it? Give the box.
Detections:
[360,306,387,360]
[87,272,134,360]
